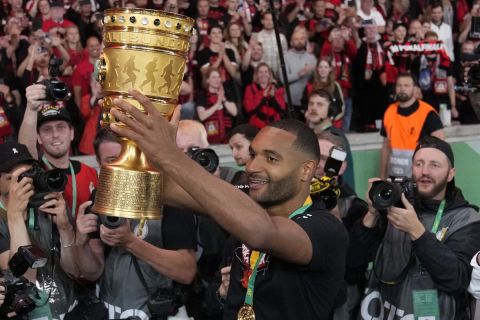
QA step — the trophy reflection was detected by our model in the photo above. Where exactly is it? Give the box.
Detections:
[92,8,194,220]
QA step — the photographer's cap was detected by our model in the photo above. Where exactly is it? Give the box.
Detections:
[0,142,36,173]
[413,135,455,189]
[413,135,454,167]
[37,104,71,129]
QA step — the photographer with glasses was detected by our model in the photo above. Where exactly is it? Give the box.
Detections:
[348,136,480,319]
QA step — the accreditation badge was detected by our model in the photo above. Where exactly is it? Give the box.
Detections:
[412,289,440,320]
[237,304,255,320]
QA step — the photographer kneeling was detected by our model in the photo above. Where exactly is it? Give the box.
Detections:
[348,136,480,319]
[0,141,79,319]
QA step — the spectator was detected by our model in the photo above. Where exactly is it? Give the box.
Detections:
[320,27,357,131]
[27,0,51,27]
[0,17,30,81]
[195,0,216,50]
[429,2,454,61]
[458,0,480,45]
[455,41,480,124]
[350,136,480,319]
[241,38,263,90]
[357,0,386,33]
[411,31,458,117]
[208,0,229,28]
[380,73,444,179]
[407,19,425,41]
[307,0,337,52]
[62,25,86,81]
[72,35,101,110]
[196,25,239,103]
[353,23,388,132]
[65,0,95,46]
[78,75,102,155]
[197,67,237,144]
[41,0,75,35]
[224,21,248,69]
[304,57,345,129]
[228,124,259,167]
[253,12,288,79]
[243,62,286,129]
[283,26,317,118]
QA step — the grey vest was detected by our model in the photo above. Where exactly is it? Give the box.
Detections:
[99,219,171,319]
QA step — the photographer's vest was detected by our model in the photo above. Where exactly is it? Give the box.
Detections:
[359,205,480,320]
[383,100,436,177]
[99,219,171,320]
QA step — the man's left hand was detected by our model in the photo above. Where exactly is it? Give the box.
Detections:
[387,194,425,240]
[100,220,136,248]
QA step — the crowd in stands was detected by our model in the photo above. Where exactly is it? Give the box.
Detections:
[1,0,480,148]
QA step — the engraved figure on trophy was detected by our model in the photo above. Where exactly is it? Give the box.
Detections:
[158,59,174,94]
[169,61,186,96]
[110,55,121,89]
[122,55,140,86]
[140,60,159,92]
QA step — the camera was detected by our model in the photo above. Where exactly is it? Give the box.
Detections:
[18,164,67,209]
[37,57,71,101]
[0,245,47,317]
[310,147,346,210]
[86,190,126,231]
[186,147,219,173]
[147,285,186,319]
[368,177,416,211]
[455,51,480,93]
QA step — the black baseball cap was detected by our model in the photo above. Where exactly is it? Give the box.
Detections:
[0,142,36,173]
[37,104,72,129]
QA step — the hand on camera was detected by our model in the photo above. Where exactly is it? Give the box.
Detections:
[7,167,34,221]
[387,193,425,240]
[76,201,97,246]
[25,83,47,112]
[40,193,70,231]
[100,220,135,248]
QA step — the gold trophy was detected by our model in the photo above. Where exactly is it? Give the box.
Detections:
[92,8,194,220]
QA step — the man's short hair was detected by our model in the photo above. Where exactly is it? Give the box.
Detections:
[230,124,259,142]
[268,119,320,162]
[430,1,443,10]
[424,30,439,39]
[177,120,209,148]
[396,72,419,87]
[93,128,120,159]
[315,131,347,151]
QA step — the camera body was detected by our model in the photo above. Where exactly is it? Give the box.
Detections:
[369,177,417,212]
[310,147,347,210]
[0,275,37,317]
[38,57,71,101]
[186,147,219,173]
[19,165,67,209]
[0,245,47,317]
[147,286,185,319]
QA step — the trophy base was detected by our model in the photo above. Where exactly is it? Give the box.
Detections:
[91,139,163,219]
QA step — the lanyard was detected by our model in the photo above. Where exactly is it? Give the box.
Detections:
[430,199,446,234]
[2,194,36,230]
[243,196,313,307]
[42,156,77,219]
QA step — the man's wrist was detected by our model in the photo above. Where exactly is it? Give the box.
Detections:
[409,223,426,240]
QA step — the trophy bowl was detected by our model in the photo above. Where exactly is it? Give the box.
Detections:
[92,8,194,219]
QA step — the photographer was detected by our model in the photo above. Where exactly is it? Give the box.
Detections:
[348,136,480,319]
[0,141,80,318]
[18,83,98,218]
[73,128,197,319]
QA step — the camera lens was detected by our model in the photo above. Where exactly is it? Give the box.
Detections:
[369,181,402,211]
[43,169,67,192]
[190,149,219,173]
[50,81,70,100]
[99,215,126,229]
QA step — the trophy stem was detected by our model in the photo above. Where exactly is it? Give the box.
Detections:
[92,138,163,219]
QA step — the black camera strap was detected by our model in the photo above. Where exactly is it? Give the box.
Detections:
[131,255,150,309]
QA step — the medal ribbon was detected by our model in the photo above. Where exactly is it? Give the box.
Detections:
[42,156,77,219]
[243,196,313,307]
